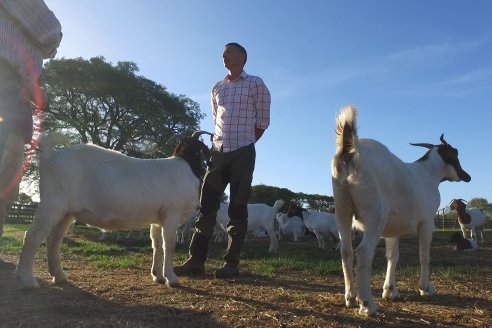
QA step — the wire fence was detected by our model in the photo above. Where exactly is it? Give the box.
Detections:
[6,203,492,230]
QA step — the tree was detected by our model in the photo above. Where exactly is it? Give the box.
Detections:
[468,198,491,217]
[41,57,203,156]
[17,192,33,204]
[250,184,334,212]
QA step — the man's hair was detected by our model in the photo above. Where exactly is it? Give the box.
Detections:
[226,42,247,64]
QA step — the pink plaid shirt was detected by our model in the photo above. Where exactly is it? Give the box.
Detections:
[211,71,271,152]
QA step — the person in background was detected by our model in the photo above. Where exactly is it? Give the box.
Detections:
[0,0,62,236]
[174,42,271,278]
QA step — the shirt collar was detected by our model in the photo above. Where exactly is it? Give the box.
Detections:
[225,71,247,82]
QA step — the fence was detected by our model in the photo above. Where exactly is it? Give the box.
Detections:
[434,207,492,230]
[4,202,492,230]
[6,202,38,224]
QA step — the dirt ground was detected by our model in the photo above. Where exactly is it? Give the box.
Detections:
[1,236,491,328]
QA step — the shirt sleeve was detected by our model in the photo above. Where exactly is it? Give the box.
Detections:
[253,78,271,130]
[211,84,218,125]
[0,0,62,58]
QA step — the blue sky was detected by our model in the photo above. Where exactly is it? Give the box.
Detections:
[43,0,492,210]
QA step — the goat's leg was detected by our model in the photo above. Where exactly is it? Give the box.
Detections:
[162,217,180,287]
[46,215,74,284]
[354,220,383,317]
[460,225,468,239]
[382,237,400,301]
[470,228,476,241]
[264,224,279,253]
[418,221,436,296]
[16,207,58,288]
[314,230,326,249]
[150,224,165,284]
[335,213,356,308]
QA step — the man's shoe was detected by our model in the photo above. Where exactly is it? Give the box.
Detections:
[173,258,205,276]
[214,263,239,279]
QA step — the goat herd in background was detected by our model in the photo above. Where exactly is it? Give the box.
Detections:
[3,105,487,317]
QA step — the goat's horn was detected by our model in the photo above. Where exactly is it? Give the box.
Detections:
[191,131,213,139]
[410,143,434,149]
[440,134,449,146]
[459,198,467,203]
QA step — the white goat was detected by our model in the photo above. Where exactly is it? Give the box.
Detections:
[0,133,24,237]
[276,212,306,242]
[216,199,284,253]
[331,106,471,316]
[16,131,211,288]
[449,199,487,242]
[287,204,339,250]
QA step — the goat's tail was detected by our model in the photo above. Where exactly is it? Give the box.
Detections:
[272,199,285,212]
[39,133,71,161]
[332,105,358,179]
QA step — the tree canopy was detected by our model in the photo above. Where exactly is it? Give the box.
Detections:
[41,56,203,157]
[250,184,334,212]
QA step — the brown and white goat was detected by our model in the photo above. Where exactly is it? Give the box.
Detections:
[449,199,487,242]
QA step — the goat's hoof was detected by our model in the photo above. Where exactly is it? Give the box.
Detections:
[152,275,166,284]
[382,286,400,301]
[358,300,377,317]
[18,276,40,289]
[345,296,357,308]
[52,272,68,284]
[166,278,180,288]
[419,286,436,296]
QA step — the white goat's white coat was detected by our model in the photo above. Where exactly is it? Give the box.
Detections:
[16,132,208,288]
[216,200,284,253]
[289,206,339,249]
[449,199,487,243]
[0,134,24,237]
[275,213,305,241]
[331,106,470,316]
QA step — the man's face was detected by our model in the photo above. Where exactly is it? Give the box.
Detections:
[223,45,244,70]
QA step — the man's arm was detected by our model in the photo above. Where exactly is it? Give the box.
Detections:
[255,128,265,142]
[0,0,62,58]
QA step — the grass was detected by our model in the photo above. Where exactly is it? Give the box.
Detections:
[1,224,491,280]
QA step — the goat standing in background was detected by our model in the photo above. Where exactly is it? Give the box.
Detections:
[287,204,339,250]
[16,131,211,288]
[216,199,284,253]
[276,213,306,242]
[331,105,471,316]
[449,199,486,242]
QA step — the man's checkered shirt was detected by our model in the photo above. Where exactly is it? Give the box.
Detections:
[211,71,270,153]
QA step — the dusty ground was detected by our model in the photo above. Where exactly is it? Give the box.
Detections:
[1,233,491,328]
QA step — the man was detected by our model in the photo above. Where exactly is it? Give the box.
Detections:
[0,0,62,236]
[174,42,271,278]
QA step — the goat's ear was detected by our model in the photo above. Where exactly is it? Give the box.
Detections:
[410,143,434,149]
[439,134,449,146]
